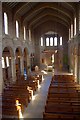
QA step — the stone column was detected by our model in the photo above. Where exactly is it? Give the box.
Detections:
[0,2,2,119]
[78,56,80,84]
[77,55,80,84]
[20,55,24,75]
[74,55,78,82]
[79,4,80,32]
[34,35,40,67]
[11,56,16,82]
[63,36,68,71]
[27,54,31,75]
[77,43,80,84]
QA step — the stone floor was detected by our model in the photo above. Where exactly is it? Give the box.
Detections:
[23,72,52,119]
[23,70,73,119]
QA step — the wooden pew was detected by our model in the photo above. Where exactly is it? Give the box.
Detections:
[43,112,80,120]
[43,74,80,120]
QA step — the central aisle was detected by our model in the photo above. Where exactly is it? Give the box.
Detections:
[23,73,52,118]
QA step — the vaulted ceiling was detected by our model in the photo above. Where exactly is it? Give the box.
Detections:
[3,2,78,36]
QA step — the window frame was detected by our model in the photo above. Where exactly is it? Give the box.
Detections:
[16,20,19,38]
[50,37,53,46]
[24,26,26,40]
[46,37,49,46]
[60,37,62,46]
[54,37,57,46]
[41,37,44,46]
[4,12,8,35]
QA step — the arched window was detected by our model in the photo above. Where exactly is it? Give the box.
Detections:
[50,37,53,46]
[16,20,19,38]
[69,28,71,40]
[24,26,26,40]
[4,12,8,34]
[54,37,57,46]
[71,23,73,38]
[41,37,43,46]
[74,17,76,35]
[46,37,49,46]
[60,37,62,45]
[6,57,9,67]
[29,29,31,41]
[2,57,5,68]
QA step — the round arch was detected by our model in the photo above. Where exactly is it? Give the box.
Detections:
[2,46,14,57]
[15,46,22,56]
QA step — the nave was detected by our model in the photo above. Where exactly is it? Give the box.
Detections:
[0,1,80,120]
[2,70,80,119]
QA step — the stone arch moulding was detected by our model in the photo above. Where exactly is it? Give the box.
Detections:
[23,47,29,56]
[14,46,23,57]
[2,46,14,58]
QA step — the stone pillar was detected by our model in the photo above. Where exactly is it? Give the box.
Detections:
[78,56,80,84]
[77,55,80,84]
[27,54,31,75]
[11,56,16,82]
[34,35,40,67]
[0,2,2,119]
[79,4,80,32]
[63,36,68,71]
[77,44,80,84]
[74,55,78,82]
[20,55,24,75]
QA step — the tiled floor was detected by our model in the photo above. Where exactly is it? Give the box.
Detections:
[23,72,52,118]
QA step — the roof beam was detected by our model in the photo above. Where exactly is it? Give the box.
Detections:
[27,8,70,28]
[31,15,69,30]
[22,2,73,23]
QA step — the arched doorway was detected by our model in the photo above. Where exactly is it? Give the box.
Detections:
[2,47,13,88]
[40,50,57,71]
[15,47,22,81]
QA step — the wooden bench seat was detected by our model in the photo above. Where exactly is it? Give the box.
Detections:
[45,105,80,116]
[45,104,73,112]
[46,99,80,105]
[43,112,80,120]
[48,94,78,99]
[51,80,75,83]
[48,89,77,94]
[49,85,77,89]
